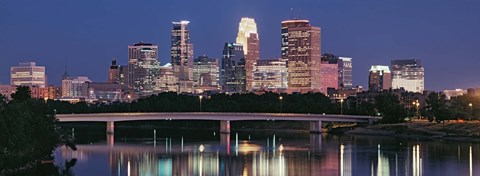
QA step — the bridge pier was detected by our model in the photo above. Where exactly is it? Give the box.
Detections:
[220,120,230,134]
[309,121,322,133]
[106,121,114,134]
[309,133,323,151]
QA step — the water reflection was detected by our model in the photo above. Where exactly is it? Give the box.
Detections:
[54,130,480,176]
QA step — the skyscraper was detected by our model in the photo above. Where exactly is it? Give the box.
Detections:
[369,65,392,92]
[251,58,288,92]
[154,63,178,93]
[320,60,338,95]
[236,18,259,92]
[222,43,246,93]
[281,20,321,93]
[10,62,47,88]
[128,42,161,97]
[338,57,353,90]
[171,21,194,93]
[391,59,424,93]
[193,56,220,92]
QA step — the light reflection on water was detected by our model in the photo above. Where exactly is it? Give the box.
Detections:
[54,129,480,176]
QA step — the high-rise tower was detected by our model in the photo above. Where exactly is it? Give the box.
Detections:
[391,59,424,93]
[236,18,259,92]
[369,65,392,92]
[222,43,246,93]
[171,21,194,93]
[281,19,321,93]
[128,42,160,97]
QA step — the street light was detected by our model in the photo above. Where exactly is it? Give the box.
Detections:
[340,99,344,115]
[412,101,420,119]
[279,96,283,113]
[469,103,473,120]
[127,94,131,115]
[44,97,48,103]
[199,95,203,112]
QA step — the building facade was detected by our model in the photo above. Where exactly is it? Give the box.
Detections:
[338,57,353,90]
[10,62,47,88]
[251,59,288,92]
[88,82,125,102]
[369,65,392,92]
[391,59,424,93]
[222,43,246,93]
[154,63,178,93]
[128,42,161,97]
[236,18,259,91]
[319,60,339,95]
[171,21,194,93]
[193,56,220,92]
[282,20,321,93]
[61,76,91,99]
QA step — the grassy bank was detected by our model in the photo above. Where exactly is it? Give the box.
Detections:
[346,121,480,142]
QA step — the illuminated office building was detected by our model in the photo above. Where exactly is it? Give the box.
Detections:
[193,56,220,92]
[319,60,339,94]
[338,57,353,90]
[222,43,246,93]
[171,21,194,93]
[252,59,288,92]
[10,62,47,88]
[281,19,321,93]
[391,59,424,93]
[154,63,178,93]
[369,65,392,92]
[128,42,161,97]
[236,17,259,91]
[61,76,91,99]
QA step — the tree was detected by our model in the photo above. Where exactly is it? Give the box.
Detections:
[0,86,70,171]
[374,93,408,124]
[425,92,453,122]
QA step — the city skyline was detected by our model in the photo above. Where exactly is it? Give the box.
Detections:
[1,0,480,91]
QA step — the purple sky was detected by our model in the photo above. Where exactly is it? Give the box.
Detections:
[1,0,479,91]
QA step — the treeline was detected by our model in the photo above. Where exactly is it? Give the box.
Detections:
[47,91,479,124]
[0,87,65,172]
[49,92,345,114]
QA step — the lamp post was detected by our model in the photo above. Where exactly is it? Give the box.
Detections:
[469,103,473,120]
[279,96,283,113]
[199,95,203,112]
[340,99,344,115]
[127,95,131,115]
[44,97,48,104]
[412,101,420,119]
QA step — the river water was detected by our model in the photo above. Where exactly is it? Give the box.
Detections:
[42,127,479,176]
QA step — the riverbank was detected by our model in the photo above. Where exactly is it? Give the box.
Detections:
[345,121,480,142]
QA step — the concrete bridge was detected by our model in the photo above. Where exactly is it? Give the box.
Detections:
[56,112,380,134]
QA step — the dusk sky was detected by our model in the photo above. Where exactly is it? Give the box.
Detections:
[1,0,479,91]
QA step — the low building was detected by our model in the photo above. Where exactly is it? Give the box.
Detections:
[444,89,467,100]
[88,82,126,102]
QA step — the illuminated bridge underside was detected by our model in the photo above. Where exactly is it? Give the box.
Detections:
[57,112,380,134]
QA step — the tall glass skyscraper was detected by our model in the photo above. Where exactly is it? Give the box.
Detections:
[281,19,321,93]
[222,43,246,93]
[171,21,194,93]
[128,42,160,97]
[236,18,259,92]
[391,59,424,93]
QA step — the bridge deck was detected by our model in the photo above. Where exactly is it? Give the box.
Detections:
[57,112,380,123]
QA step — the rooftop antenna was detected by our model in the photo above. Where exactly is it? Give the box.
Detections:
[290,8,293,19]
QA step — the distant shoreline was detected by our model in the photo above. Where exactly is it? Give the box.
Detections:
[344,121,480,142]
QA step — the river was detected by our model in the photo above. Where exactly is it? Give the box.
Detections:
[28,127,480,176]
